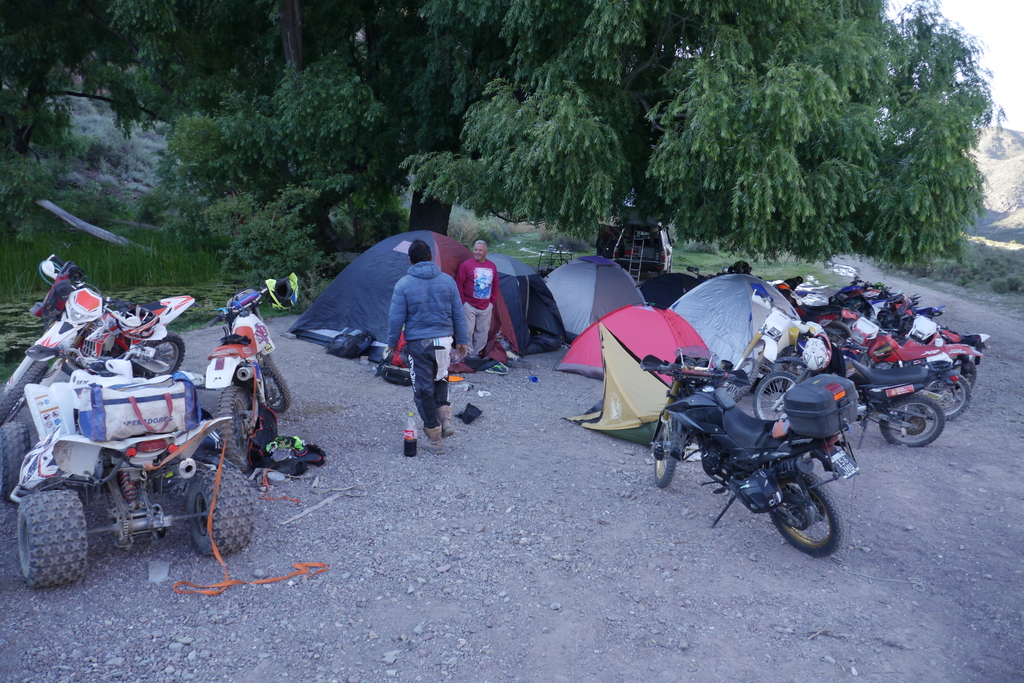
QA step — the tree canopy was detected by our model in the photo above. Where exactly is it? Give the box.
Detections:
[409,0,995,264]
[1,0,995,265]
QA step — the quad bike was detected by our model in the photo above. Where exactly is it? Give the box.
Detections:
[206,275,297,471]
[1,346,255,588]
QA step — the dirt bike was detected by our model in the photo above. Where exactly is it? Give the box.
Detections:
[206,275,297,471]
[753,340,951,445]
[0,346,255,588]
[849,315,984,388]
[731,297,824,394]
[2,256,193,426]
[642,354,858,558]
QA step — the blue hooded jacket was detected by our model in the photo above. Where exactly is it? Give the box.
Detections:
[387,261,469,346]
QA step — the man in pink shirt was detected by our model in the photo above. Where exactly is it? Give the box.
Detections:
[456,240,499,358]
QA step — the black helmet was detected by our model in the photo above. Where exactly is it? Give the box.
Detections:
[730,470,782,512]
[728,260,751,275]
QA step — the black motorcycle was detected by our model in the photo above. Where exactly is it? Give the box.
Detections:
[642,356,859,558]
[754,348,954,448]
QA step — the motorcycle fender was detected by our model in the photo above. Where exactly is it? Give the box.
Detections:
[51,436,104,477]
[17,429,64,497]
[155,296,195,326]
[206,356,242,388]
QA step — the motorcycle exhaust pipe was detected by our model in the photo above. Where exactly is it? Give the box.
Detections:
[178,458,197,479]
[235,366,253,382]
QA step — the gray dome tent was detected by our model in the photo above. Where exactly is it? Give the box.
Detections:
[545,256,643,341]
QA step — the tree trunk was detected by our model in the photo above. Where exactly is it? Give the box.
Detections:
[314,210,346,252]
[409,191,452,235]
[280,0,303,70]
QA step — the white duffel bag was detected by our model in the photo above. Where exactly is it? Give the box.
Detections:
[77,374,201,442]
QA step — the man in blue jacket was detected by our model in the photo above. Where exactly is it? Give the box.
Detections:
[387,240,470,454]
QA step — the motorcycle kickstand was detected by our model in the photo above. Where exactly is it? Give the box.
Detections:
[711,494,738,528]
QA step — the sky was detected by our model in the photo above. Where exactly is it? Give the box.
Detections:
[894,0,1024,131]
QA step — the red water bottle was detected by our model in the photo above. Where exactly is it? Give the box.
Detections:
[403,412,417,457]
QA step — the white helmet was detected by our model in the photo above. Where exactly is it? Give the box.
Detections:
[802,336,831,372]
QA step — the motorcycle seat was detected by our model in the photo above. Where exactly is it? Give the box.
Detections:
[850,359,930,386]
[800,304,843,317]
[722,406,783,450]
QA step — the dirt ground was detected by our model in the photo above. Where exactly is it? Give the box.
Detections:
[1,257,1023,683]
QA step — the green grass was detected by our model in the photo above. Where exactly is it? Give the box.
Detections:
[0,228,223,300]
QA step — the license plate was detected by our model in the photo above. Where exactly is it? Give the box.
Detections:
[830,449,859,479]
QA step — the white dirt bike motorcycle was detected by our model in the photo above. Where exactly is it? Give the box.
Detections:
[729,295,824,396]
[206,275,297,471]
[0,346,255,589]
[2,256,194,426]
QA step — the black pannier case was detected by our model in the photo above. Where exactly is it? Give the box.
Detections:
[783,374,858,439]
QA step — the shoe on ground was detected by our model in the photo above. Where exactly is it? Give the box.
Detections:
[485,362,509,375]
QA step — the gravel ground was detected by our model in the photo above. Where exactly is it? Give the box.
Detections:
[1,258,1023,683]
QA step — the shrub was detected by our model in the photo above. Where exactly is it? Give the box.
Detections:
[991,276,1023,294]
[204,186,329,285]
[685,240,719,254]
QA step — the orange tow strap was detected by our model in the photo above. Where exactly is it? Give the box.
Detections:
[172,423,328,596]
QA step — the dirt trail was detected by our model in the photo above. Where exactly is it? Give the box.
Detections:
[1,259,1023,683]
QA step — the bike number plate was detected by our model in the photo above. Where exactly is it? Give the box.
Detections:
[830,449,859,479]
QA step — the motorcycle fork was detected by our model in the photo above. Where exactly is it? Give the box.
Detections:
[654,380,685,461]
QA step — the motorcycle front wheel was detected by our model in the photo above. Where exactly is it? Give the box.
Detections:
[770,473,844,558]
[752,370,799,420]
[651,420,676,489]
[878,394,945,447]
[0,361,48,426]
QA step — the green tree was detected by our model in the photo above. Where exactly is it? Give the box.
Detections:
[129,0,511,245]
[0,0,164,232]
[409,0,994,265]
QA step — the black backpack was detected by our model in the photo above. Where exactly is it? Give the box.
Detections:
[246,405,326,475]
[327,328,374,359]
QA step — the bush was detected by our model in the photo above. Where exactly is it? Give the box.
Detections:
[991,276,1024,294]
[204,187,329,285]
[685,240,719,254]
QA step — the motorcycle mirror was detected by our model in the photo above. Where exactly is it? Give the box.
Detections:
[26,344,59,361]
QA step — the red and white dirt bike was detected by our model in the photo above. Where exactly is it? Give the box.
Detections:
[206,275,297,471]
[0,346,254,588]
[1,256,194,427]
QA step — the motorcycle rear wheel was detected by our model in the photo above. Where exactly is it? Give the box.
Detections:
[924,377,971,420]
[260,355,292,413]
[878,395,945,447]
[215,385,253,472]
[186,466,255,556]
[652,421,676,489]
[18,489,88,588]
[752,370,799,420]
[0,422,32,503]
[0,361,48,426]
[770,473,844,558]
[133,332,186,377]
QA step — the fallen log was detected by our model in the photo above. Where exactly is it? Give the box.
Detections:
[35,200,146,248]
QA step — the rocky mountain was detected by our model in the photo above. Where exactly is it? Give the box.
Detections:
[973,126,1024,242]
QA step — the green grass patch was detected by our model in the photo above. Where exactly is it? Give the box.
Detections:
[0,228,223,300]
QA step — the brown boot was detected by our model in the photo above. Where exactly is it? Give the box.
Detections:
[438,405,455,438]
[423,426,445,454]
